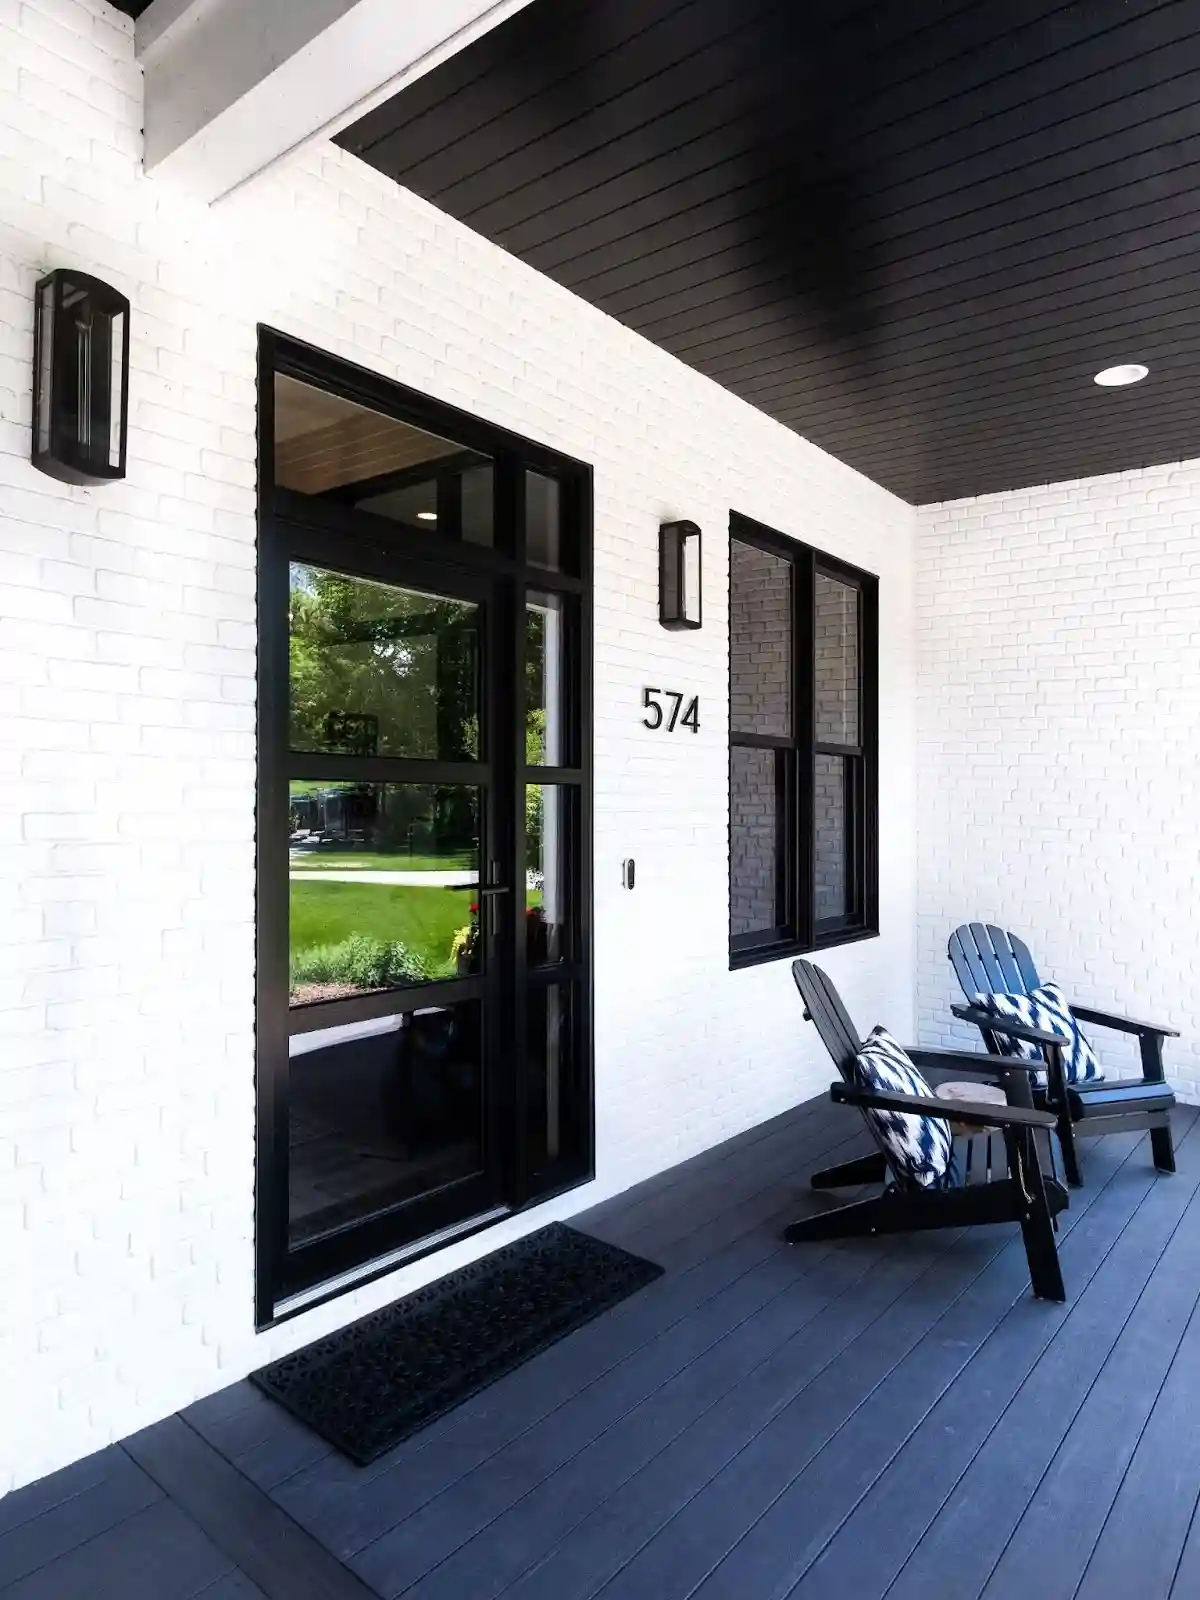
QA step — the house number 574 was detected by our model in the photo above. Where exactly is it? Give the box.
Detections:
[643,687,699,733]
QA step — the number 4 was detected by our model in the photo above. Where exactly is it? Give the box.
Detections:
[681,696,699,733]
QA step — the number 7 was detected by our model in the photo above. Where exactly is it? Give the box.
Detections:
[665,691,683,731]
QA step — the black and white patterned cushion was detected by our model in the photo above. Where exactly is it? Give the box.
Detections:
[970,980,1102,1085]
[854,1026,955,1190]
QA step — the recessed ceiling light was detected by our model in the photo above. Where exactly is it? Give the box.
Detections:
[417,511,438,521]
[1094,363,1148,387]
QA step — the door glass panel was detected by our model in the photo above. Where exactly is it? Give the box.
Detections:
[525,784,574,966]
[525,591,569,766]
[730,538,792,738]
[273,374,494,547]
[289,564,479,761]
[289,781,480,1005]
[814,753,850,922]
[526,470,565,570]
[730,745,786,939]
[288,1001,483,1245]
[527,983,575,1174]
[815,572,859,745]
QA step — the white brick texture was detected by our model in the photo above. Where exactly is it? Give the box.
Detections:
[916,467,1200,1100]
[0,0,917,1490]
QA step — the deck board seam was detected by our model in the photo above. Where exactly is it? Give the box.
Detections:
[196,1104,859,1488]
[1168,1485,1200,1598]
[669,1131,1166,1600]
[573,1122,1168,1600]
[1071,1277,1200,1599]
[575,1103,848,1246]
[352,1217,967,1584]
[251,1111,870,1498]
[121,1416,378,1600]
[473,1222,1012,1598]
[871,1109,1200,1600]
[769,1122,1197,1597]
[602,1102,853,1245]
[974,1154,1200,1598]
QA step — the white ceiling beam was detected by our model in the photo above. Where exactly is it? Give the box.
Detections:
[136,0,538,205]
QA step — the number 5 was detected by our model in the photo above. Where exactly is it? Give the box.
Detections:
[642,687,664,729]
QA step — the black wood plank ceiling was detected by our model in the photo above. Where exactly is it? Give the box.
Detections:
[339,0,1200,504]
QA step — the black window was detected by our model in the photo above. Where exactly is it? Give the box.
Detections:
[729,513,878,965]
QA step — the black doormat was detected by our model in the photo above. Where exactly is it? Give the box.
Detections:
[251,1223,664,1465]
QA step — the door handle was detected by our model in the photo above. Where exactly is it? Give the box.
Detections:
[476,885,510,896]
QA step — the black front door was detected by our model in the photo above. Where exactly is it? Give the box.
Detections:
[256,334,593,1322]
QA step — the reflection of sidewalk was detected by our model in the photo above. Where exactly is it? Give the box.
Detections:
[288,870,478,887]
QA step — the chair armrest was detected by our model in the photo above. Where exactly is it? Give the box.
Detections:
[1070,1005,1179,1039]
[830,1081,1057,1131]
[904,1047,1016,1081]
[951,1004,1065,1049]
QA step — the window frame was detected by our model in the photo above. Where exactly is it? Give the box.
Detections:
[728,512,879,968]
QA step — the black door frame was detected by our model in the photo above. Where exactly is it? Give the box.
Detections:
[255,328,594,1327]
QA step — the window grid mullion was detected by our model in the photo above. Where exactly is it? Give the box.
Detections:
[730,730,794,752]
[795,544,816,953]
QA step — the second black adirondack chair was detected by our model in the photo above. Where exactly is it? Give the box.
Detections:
[789,959,1069,1302]
[948,923,1177,1187]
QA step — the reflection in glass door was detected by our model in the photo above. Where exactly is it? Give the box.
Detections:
[280,555,502,1275]
[257,336,592,1322]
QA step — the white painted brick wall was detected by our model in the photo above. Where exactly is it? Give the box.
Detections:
[916,466,1200,1100]
[0,0,917,1491]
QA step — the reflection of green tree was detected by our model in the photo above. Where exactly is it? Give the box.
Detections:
[525,603,552,842]
[290,780,477,860]
[289,571,555,852]
[524,606,548,763]
[289,565,477,759]
[526,711,544,839]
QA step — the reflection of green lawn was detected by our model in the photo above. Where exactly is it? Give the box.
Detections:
[290,880,469,978]
[288,852,474,874]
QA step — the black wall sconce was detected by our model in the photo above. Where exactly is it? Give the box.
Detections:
[32,269,130,485]
[659,519,702,630]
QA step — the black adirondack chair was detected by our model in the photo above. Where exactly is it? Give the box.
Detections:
[789,959,1069,1302]
[948,923,1177,1188]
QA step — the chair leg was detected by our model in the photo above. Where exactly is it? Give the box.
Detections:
[1043,1045,1083,1187]
[1151,1122,1176,1174]
[1139,1034,1176,1173]
[1140,1031,1167,1083]
[1056,1108,1083,1188]
[1009,1128,1067,1303]
[810,1151,888,1190]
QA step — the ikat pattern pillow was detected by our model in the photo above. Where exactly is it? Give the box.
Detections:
[970,980,1102,1085]
[854,1026,955,1190]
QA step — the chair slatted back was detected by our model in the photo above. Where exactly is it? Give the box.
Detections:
[792,959,862,1081]
[948,922,1041,1003]
[792,958,917,1190]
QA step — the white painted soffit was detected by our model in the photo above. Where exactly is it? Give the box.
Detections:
[136,0,538,205]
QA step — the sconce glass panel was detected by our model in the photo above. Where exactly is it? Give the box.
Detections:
[659,520,702,630]
[31,269,130,486]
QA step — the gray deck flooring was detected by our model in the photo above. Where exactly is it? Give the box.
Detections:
[5,1095,1200,1599]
